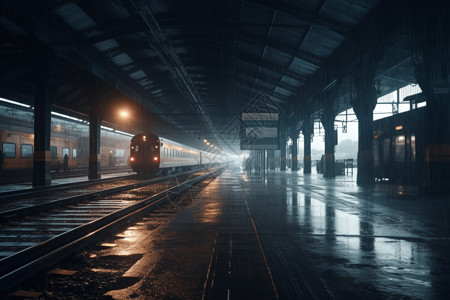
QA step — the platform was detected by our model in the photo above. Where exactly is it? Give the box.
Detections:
[0,171,134,194]
[93,167,450,299]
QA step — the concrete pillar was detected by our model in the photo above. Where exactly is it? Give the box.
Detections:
[414,21,450,193]
[350,56,378,186]
[352,83,377,186]
[302,113,312,174]
[268,150,275,170]
[320,104,336,178]
[31,67,53,186]
[32,55,56,187]
[89,98,102,180]
[280,123,287,171]
[291,129,299,171]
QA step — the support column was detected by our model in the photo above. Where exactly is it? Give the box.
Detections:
[89,99,102,180]
[302,113,312,174]
[352,84,377,186]
[31,62,55,186]
[351,57,377,186]
[291,129,298,171]
[280,122,287,171]
[412,2,450,194]
[320,104,336,178]
[268,150,275,171]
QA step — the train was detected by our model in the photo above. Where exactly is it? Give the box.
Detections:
[130,133,224,176]
[373,106,425,185]
[0,113,131,175]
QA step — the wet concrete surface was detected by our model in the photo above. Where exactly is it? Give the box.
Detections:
[103,169,278,299]
[55,168,450,299]
[240,170,450,299]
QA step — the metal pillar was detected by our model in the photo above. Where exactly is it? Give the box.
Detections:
[268,150,275,171]
[302,113,312,174]
[351,57,377,186]
[291,133,298,171]
[280,123,287,171]
[89,100,102,180]
[353,86,377,186]
[289,116,299,171]
[414,17,450,194]
[321,105,336,178]
[32,61,54,187]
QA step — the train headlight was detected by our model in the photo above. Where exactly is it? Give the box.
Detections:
[153,156,158,161]
[130,157,135,162]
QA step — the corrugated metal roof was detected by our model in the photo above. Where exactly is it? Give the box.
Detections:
[1,0,391,151]
[111,53,133,66]
[300,25,345,57]
[53,3,96,32]
[93,39,119,52]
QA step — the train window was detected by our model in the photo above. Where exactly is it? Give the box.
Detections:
[2,142,15,158]
[50,146,57,158]
[21,144,33,158]
[395,135,405,162]
[135,145,139,152]
[62,147,70,158]
[72,148,77,159]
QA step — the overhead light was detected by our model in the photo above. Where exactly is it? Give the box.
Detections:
[0,97,31,108]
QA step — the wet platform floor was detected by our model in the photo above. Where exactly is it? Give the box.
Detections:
[94,168,450,299]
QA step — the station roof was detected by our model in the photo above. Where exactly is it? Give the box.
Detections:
[0,0,422,153]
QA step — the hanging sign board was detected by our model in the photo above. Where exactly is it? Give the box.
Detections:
[240,112,280,150]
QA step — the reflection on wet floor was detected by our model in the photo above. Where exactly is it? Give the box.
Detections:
[242,170,450,299]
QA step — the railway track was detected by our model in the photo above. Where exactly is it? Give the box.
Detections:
[0,167,223,292]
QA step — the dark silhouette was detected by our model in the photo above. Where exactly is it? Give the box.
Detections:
[0,150,4,174]
[63,154,69,173]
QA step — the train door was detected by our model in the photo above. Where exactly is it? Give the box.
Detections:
[21,144,33,169]
[2,142,16,170]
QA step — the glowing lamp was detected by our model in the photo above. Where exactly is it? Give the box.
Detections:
[130,157,135,162]
[395,125,403,131]
[153,156,158,161]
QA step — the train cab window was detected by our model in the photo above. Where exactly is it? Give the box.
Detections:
[135,146,139,152]
[21,144,33,158]
[395,135,405,162]
[72,148,77,159]
[62,147,70,158]
[2,142,16,158]
[50,146,57,158]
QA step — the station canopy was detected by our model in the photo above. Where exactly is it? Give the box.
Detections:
[0,0,419,154]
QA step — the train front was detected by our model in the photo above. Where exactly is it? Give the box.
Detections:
[130,133,161,176]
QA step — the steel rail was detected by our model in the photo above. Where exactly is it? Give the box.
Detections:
[0,168,217,216]
[0,166,223,292]
[0,173,137,201]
